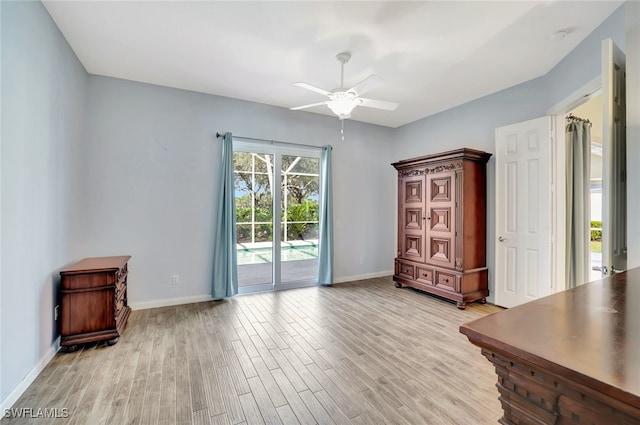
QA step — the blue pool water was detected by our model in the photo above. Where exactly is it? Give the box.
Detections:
[237,245,318,265]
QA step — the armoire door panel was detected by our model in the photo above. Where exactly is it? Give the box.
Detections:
[427,171,456,268]
[430,208,451,232]
[430,237,452,264]
[405,208,423,230]
[403,234,424,262]
[404,178,423,204]
[430,176,451,202]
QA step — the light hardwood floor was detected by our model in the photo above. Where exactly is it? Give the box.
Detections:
[4,276,504,425]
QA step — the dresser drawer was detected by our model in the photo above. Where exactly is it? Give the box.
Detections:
[416,266,434,285]
[436,271,458,292]
[396,261,415,280]
[62,271,115,290]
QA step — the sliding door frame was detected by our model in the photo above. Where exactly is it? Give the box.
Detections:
[234,140,322,294]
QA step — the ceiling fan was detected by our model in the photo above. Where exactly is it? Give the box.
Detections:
[290,51,399,120]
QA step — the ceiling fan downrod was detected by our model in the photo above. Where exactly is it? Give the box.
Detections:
[336,51,351,90]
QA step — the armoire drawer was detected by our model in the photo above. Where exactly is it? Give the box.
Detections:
[436,271,458,292]
[416,266,434,285]
[397,261,415,280]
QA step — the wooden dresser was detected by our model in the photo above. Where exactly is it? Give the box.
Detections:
[460,269,640,424]
[392,148,492,309]
[59,256,131,349]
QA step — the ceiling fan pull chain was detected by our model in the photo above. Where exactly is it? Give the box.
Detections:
[341,120,345,141]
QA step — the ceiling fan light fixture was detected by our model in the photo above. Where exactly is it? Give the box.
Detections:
[290,51,397,123]
[327,92,361,119]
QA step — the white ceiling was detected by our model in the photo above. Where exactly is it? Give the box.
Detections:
[43,1,623,128]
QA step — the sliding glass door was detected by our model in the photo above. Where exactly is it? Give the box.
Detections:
[280,154,320,284]
[233,142,320,293]
[234,149,275,292]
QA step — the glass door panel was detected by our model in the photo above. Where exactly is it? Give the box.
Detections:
[279,155,319,285]
[234,151,274,292]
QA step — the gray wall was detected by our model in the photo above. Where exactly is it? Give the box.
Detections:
[82,77,396,306]
[1,1,88,401]
[393,5,626,302]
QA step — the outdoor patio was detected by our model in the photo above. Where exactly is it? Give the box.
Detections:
[237,258,318,287]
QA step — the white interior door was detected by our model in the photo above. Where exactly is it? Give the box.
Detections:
[601,38,627,276]
[495,117,552,308]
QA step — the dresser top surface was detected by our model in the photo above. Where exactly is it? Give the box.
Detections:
[460,268,640,405]
[61,256,131,274]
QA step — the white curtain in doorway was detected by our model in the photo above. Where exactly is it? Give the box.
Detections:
[565,120,591,288]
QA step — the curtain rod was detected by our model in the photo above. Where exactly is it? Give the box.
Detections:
[216,132,321,150]
[565,113,591,125]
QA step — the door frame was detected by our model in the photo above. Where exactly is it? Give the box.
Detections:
[546,77,601,293]
[233,140,322,294]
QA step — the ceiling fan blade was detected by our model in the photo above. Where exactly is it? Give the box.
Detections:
[358,97,399,111]
[289,101,330,111]
[348,74,383,96]
[294,82,332,97]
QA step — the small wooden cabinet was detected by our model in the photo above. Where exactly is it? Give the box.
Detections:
[392,149,491,309]
[59,256,131,349]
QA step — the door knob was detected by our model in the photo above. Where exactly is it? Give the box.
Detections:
[498,236,506,242]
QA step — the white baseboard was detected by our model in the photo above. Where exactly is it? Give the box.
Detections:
[333,270,393,284]
[0,337,60,416]
[129,294,214,310]
[131,272,394,309]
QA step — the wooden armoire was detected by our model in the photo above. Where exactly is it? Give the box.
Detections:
[392,148,491,309]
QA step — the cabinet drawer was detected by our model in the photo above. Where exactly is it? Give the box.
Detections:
[397,261,415,280]
[436,271,458,292]
[416,267,434,285]
[62,271,114,290]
